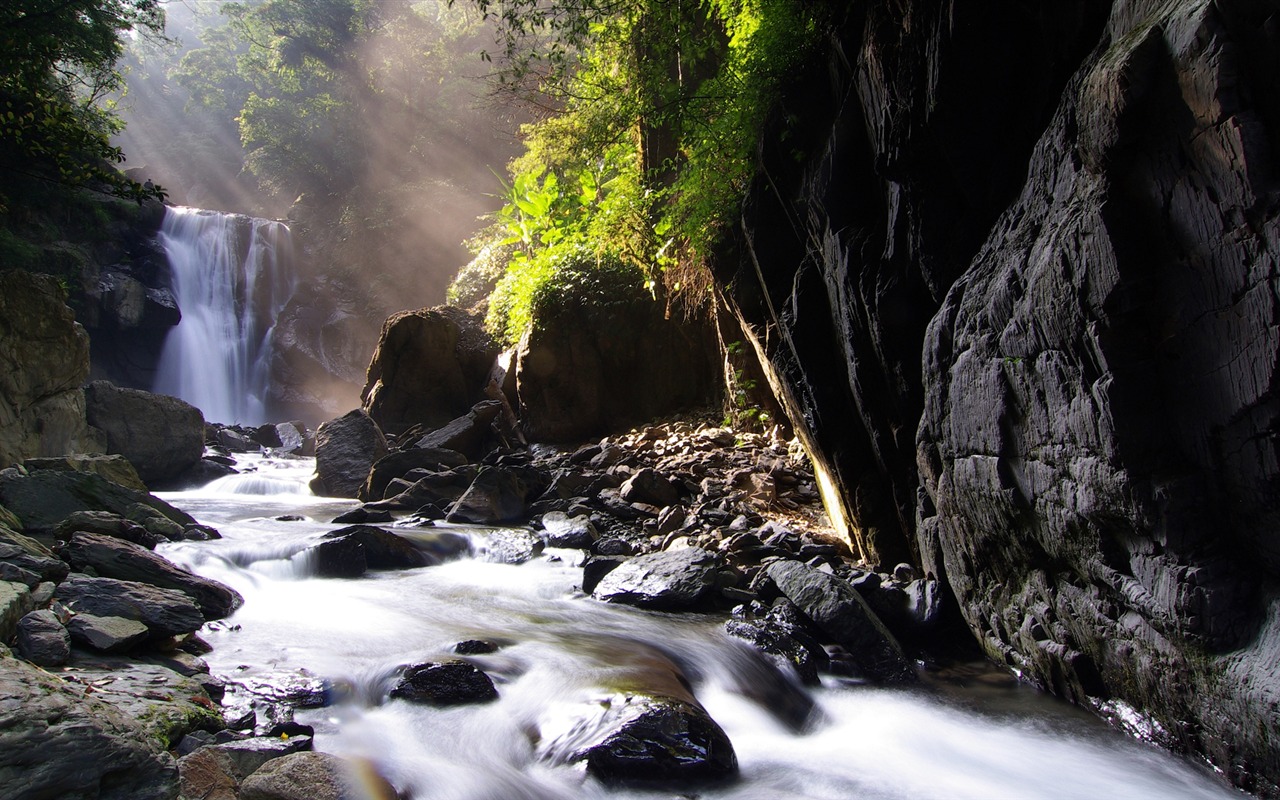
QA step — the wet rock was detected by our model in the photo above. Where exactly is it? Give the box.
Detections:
[238,751,397,800]
[358,446,469,502]
[55,574,206,639]
[307,536,366,578]
[215,427,259,453]
[0,654,178,799]
[454,639,500,655]
[582,556,626,595]
[477,528,543,565]
[179,733,315,800]
[67,613,150,653]
[547,694,737,786]
[365,467,475,510]
[84,381,205,486]
[0,580,34,642]
[413,400,503,460]
[329,506,393,524]
[389,660,498,706]
[55,509,165,548]
[309,410,388,499]
[318,525,432,570]
[57,531,243,619]
[724,609,824,687]
[65,652,224,749]
[447,465,534,524]
[592,548,727,611]
[16,609,69,667]
[0,465,195,536]
[540,510,598,548]
[767,561,915,683]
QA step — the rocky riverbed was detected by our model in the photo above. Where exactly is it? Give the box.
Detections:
[0,406,972,799]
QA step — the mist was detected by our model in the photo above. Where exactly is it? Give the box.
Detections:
[111,0,527,418]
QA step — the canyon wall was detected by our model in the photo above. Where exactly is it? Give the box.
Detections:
[720,0,1280,791]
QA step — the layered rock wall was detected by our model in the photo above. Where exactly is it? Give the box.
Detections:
[721,0,1280,790]
[0,271,104,467]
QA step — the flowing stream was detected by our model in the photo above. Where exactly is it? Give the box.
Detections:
[153,207,296,426]
[158,457,1240,800]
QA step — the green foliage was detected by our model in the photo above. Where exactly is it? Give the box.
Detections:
[447,231,516,311]
[456,0,829,327]
[0,0,168,209]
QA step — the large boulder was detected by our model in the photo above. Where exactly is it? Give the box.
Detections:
[411,400,502,460]
[766,560,915,684]
[0,270,103,469]
[0,464,195,537]
[55,574,206,640]
[358,446,469,502]
[309,409,388,498]
[592,548,727,611]
[446,465,535,525]
[540,693,737,786]
[514,264,719,442]
[388,660,498,706]
[83,381,205,487]
[57,531,242,619]
[361,306,499,436]
[0,654,179,799]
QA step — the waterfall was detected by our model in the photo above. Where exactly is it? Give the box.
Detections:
[154,206,296,425]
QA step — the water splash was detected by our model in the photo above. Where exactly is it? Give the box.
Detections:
[154,206,295,425]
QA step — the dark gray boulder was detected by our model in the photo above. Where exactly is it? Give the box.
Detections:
[0,465,195,537]
[358,445,468,502]
[766,560,914,684]
[361,306,499,436]
[15,608,71,666]
[0,526,69,583]
[84,381,205,486]
[309,410,388,498]
[447,465,534,524]
[318,525,432,570]
[0,655,178,799]
[55,574,205,639]
[55,509,166,549]
[307,536,367,579]
[389,660,498,706]
[412,400,502,460]
[619,468,680,508]
[540,511,598,549]
[57,531,242,619]
[593,548,726,611]
[67,613,151,653]
[549,694,738,786]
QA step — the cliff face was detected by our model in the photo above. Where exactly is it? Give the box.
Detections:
[721,0,1280,791]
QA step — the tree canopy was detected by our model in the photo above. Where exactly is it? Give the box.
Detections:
[0,0,168,209]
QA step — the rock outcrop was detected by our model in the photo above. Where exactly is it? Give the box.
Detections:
[718,0,1280,791]
[361,306,498,435]
[515,272,720,442]
[0,653,179,799]
[309,409,388,498]
[84,381,205,486]
[0,270,103,468]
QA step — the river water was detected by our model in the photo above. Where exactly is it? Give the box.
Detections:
[158,457,1240,800]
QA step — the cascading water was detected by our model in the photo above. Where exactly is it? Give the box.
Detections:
[154,206,295,425]
[156,458,1241,800]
